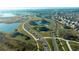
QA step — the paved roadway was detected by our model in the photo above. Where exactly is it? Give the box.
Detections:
[22,17,74,51]
[22,20,51,51]
[22,23,39,51]
[65,40,72,51]
[44,37,73,51]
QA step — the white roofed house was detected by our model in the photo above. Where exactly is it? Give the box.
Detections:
[75,21,79,32]
[69,21,75,29]
[64,20,70,26]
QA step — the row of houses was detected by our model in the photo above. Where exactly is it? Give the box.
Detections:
[58,17,79,32]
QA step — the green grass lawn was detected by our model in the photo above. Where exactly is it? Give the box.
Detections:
[1,23,38,51]
[60,40,69,51]
[45,38,54,51]
[56,39,64,51]
[69,41,79,51]
[56,39,69,51]
[37,41,44,51]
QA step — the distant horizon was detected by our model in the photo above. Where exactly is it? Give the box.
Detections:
[0,7,79,10]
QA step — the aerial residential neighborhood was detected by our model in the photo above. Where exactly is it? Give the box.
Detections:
[0,8,79,51]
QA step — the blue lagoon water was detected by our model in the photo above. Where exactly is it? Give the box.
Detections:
[0,13,16,17]
[30,20,49,26]
[0,13,20,32]
[0,23,20,32]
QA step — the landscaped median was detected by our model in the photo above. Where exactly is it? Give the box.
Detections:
[44,37,70,51]
[44,38,54,50]
[56,39,69,51]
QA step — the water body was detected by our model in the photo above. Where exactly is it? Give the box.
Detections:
[0,12,20,32]
[0,13,16,18]
[38,27,49,32]
[30,20,49,26]
[0,23,20,32]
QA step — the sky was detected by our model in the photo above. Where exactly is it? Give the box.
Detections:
[0,0,79,10]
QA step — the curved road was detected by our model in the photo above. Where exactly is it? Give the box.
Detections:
[22,21,51,51]
[22,23,39,51]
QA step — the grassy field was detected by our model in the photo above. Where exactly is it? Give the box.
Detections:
[0,32,37,51]
[60,40,69,51]
[6,24,37,51]
[44,38,69,51]
[56,39,69,51]
[45,38,54,51]
[69,41,79,51]
[56,39,63,51]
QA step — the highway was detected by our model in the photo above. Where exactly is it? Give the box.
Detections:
[57,37,72,51]
[44,37,73,51]
[22,17,75,51]
[44,37,79,44]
